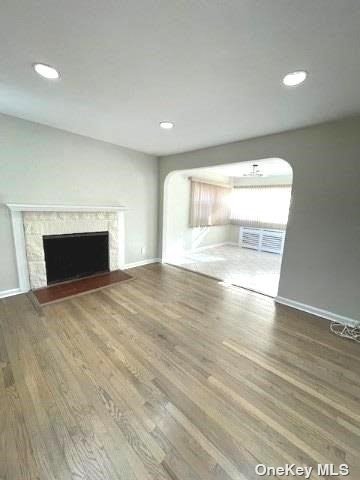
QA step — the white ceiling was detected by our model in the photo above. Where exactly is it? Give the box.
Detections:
[1,1,360,156]
[181,158,292,181]
[206,158,292,178]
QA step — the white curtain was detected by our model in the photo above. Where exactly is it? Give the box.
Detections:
[190,180,231,227]
[230,185,292,229]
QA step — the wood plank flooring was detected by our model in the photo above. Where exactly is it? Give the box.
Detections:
[0,263,359,479]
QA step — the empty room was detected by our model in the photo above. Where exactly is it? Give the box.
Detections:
[163,159,293,296]
[1,2,359,479]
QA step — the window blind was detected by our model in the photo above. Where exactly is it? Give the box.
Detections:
[230,185,291,229]
[189,179,231,227]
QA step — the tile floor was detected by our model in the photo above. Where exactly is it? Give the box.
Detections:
[169,244,282,296]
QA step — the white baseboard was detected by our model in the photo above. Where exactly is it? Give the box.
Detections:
[0,287,23,299]
[124,258,160,269]
[276,296,359,327]
[0,260,160,298]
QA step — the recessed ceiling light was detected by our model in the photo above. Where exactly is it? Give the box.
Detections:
[33,63,60,80]
[282,70,307,87]
[159,121,174,130]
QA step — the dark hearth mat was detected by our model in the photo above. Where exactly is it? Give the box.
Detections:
[32,270,133,305]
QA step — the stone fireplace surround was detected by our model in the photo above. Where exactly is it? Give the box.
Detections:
[7,204,126,291]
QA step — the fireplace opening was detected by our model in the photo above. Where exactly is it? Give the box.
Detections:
[43,231,109,285]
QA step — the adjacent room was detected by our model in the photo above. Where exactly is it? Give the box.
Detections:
[163,158,293,296]
[1,1,360,479]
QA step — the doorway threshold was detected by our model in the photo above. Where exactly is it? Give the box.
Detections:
[165,262,275,299]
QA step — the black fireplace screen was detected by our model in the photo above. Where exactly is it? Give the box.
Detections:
[43,231,109,285]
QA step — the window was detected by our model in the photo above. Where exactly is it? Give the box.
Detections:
[189,179,231,227]
[230,185,292,229]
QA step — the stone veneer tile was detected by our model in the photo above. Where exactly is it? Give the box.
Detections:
[25,236,45,261]
[23,211,120,289]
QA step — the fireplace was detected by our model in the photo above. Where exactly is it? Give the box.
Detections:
[6,204,126,292]
[43,231,109,285]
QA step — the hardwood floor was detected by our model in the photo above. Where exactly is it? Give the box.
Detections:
[0,263,359,479]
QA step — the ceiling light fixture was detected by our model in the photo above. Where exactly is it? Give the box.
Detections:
[282,70,307,87]
[33,63,60,80]
[243,164,264,177]
[159,121,174,130]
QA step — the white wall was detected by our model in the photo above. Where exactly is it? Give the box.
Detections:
[160,117,360,322]
[164,171,233,259]
[0,113,159,293]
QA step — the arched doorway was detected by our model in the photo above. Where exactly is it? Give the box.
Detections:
[162,158,293,297]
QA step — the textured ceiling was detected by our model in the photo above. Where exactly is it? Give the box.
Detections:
[1,1,360,155]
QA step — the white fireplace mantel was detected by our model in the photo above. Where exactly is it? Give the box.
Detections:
[6,203,127,292]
